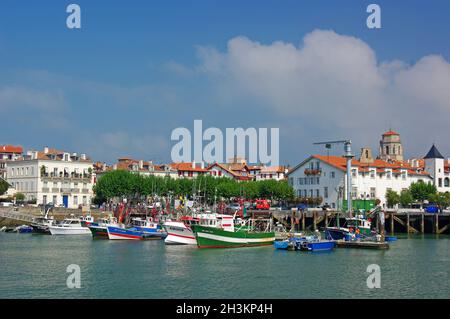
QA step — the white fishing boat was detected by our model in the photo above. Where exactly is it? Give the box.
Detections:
[48,218,91,235]
[164,216,199,245]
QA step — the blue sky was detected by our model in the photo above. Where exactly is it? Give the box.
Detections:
[1,1,450,165]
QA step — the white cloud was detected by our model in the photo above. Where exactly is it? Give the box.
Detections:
[193,29,450,157]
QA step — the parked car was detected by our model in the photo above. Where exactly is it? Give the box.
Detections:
[0,202,14,207]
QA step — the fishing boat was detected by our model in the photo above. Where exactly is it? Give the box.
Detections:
[164,216,199,245]
[88,216,119,239]
[79,214,95,227]
[325,215,373,240]
[192,213,275,248]
[30,207,55,234]
[274,232,335,252]
[129,217,162,233]
[106,225,166,240]
[48,218,91,235]
[30,216,55,234]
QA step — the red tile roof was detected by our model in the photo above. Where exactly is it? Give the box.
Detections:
[382,130,399,136]
[169,162,208,172]
[310,155,430,177]
[0,145,23,154]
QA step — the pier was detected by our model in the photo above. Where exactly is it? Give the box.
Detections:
[268,209,450,235]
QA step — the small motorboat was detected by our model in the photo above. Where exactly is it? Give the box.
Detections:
[14,225,33,233]
[31,216,55,234]
[48,218,91,235]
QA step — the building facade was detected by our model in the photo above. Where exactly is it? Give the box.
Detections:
[0,145,23,180]
[287,153,432,209]
[6,147,94,208]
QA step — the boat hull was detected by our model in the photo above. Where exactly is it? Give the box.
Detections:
[49,226,91,235]
[164,222,197,245]
[193,225,275,248]
[106,226,166,240]
[89,225,109,239]
[302,240,336,252]
[31,224,51,234]
[107,226,144,240]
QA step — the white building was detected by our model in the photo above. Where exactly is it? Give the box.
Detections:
[0,145,23,180]
[6,147,94,208]
[255,166,288,181]
[422,144,450,192]
[287,150,433,210]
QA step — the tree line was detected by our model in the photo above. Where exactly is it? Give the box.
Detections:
[386,181,450,209]
[93,170,295,204]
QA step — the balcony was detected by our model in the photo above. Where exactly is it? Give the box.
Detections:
[60,187,72,193]
[82,189,89,194]
[41,173,91,182]
[304,169,322,176]
[51,188,59,193]
[71,188,80,193]
[41,187,49,192]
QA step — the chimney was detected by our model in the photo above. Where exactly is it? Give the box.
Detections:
[44,146,49,154]
[201,161,205,169]
[192,161,196,169]
[80,154,86,160]
[139,160,143,169]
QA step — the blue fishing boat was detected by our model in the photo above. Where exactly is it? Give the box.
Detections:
[15,225,33,233]
[274,240,290,250]
[274,233,335,252]
[106,225,166,240]
[299,240,335,251]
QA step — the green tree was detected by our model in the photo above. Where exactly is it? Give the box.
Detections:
[399,189,413,208]
[0,178,9,196]
[386,189,400,208]
[15,192,25,201]
[409,181,437,202]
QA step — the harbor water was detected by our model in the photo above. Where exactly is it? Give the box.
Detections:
[0,233,449,298]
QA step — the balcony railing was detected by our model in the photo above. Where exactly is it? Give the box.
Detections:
[41,187,49,192]
[41,172,92,180]
[304,169,322,176]
[82,189,89,194]
[51,188,59,193]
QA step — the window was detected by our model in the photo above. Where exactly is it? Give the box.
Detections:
[370,170,375,179]
[438,178,442,187]
[370,187,376,198]
[386,171,391,179]
[330,172,335,179]
[298,178,303,185]
[303,190,307,197]
[43,195,47,205]
[83,196,87,205]
[26,167,29,176]
[315,189,320,198]
[324,187,328,198]
[352,169,357,177]
[53,195,57,205]
[386,146,389,155]
[74,196,78,205]
[316,177,320,184]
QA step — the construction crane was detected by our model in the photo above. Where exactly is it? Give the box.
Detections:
[313,140,354,215]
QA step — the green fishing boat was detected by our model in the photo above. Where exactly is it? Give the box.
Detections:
[192,213,275,248]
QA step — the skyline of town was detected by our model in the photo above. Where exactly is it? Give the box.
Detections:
[1,1,450,164]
